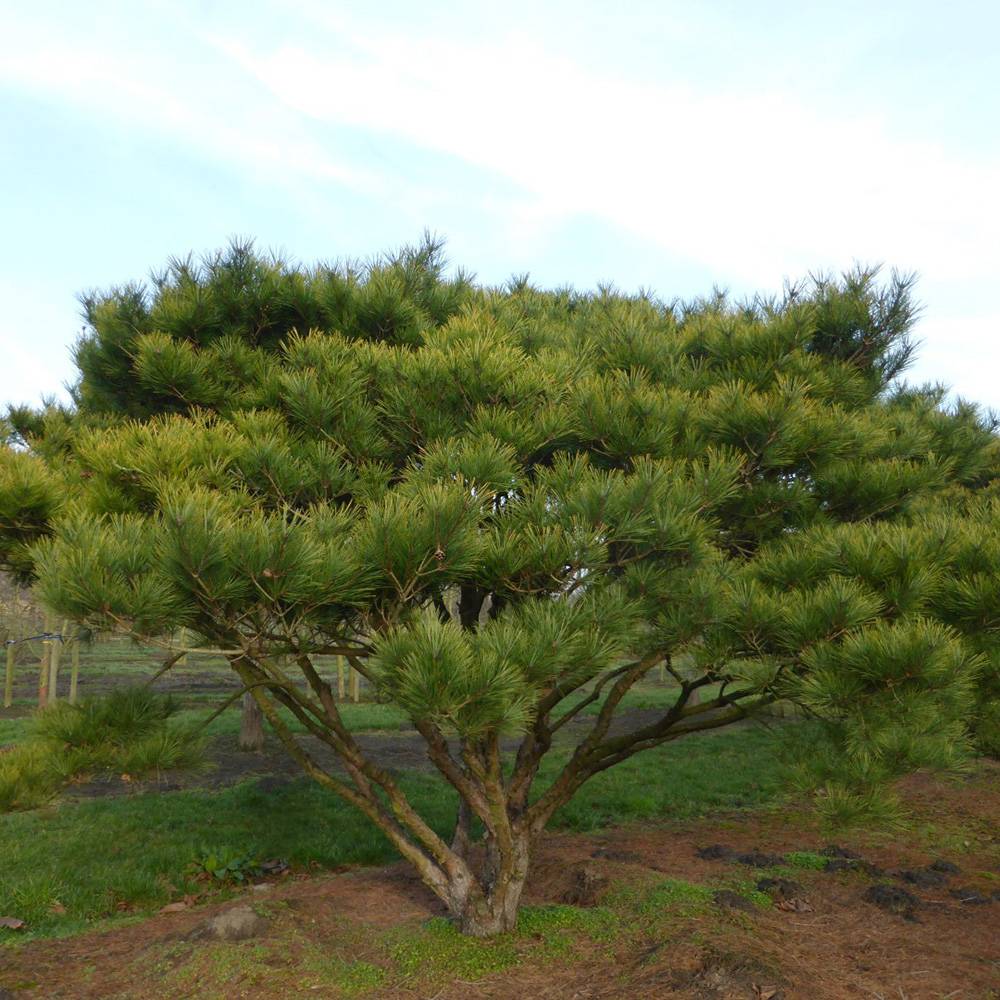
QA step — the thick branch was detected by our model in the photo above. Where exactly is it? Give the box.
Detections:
[231,657,453,902]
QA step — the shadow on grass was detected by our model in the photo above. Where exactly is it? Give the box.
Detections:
[0,724,798,940]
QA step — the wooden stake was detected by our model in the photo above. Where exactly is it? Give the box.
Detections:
[38,613,55,708]
[38,644,51,708]
[48,619,68,704]
[350,664,360,703]
[3,632,13,709]
[11,586,22,649]
[176,628,189,666]
[337,655,346,700]
[69,627,81,705]
[238,691,265,752]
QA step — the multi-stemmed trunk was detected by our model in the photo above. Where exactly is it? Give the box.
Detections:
[443,834,532,936]
[226,646,764,938]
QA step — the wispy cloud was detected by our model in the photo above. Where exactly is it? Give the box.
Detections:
[216,15,999,291]
[0,10,384,198]
[1,1,997,407]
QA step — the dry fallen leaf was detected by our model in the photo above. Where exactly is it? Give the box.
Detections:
[49,901,67,915]
[753,987,780,1000]
[0,916,26,930]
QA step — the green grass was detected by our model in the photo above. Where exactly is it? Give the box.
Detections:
[0,769,457,939]
[0,716,33,744]
[547,724,796,829]
[2,699,413,754]
[0,723,795,942]
[170,699,412,742]
[575,679,724,716]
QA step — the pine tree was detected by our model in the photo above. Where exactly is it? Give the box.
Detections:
[3,240,997,935]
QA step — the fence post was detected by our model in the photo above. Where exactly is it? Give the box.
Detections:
[69,625,81,705]
[4,589,21,708]
[38,614,54,708]
[47,619,68,704]
[175,628,190,666]
[2,627,12,709]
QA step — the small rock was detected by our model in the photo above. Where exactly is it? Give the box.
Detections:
[928,859,960,875]
[259,858,289,876]
[696,844,736,861]
[864,884,919,920]
[591,848,643,863]
[756,877,802,901]
[159,901,188,914]
[712,890,757,913]
[190,905,268,942]
[562,863,609,906]
[949,887,992,905]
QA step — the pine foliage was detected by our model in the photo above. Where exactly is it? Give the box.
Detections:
[3,238,998,932]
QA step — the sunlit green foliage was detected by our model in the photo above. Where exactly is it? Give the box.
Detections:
[3,236,997,930]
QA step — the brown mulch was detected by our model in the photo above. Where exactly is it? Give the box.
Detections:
[2,765,998,1000]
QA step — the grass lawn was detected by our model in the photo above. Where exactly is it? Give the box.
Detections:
[0,718,796,941]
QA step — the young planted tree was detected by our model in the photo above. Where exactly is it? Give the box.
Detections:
[6,241,998,934]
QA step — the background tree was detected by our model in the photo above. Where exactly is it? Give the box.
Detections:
[5,240,997,935]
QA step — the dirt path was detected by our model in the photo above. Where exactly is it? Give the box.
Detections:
[60,707,730,800]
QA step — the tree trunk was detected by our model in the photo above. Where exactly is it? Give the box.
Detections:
[238,691,265,751]
[448,835,531,937]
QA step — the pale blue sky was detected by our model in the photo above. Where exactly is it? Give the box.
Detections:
[2,0,998,409]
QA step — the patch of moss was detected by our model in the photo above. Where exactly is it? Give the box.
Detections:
[299,955,387,996]
[784,851,828,871]
[608,877,715,917]
[516,903,616,952]
[390,917,520,981]
[726,881,773,909]
[159,941,274,1000]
